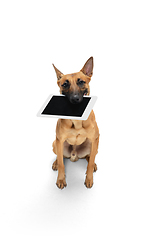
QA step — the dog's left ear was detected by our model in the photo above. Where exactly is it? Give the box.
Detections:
[80,57,93,77]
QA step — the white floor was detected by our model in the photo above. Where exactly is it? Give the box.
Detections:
[0,1,160,239]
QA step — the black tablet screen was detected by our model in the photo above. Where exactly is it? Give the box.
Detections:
[41,96,91,117]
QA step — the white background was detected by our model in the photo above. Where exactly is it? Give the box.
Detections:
[0,0,160,239]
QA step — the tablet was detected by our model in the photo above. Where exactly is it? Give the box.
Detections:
[37,94,97,120]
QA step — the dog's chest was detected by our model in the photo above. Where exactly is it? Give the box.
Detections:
[66,120,87,145]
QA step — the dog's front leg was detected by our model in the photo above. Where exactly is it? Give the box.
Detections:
[56,137,67,189]
[85,136,99,188]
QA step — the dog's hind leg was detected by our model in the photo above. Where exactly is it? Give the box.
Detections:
[52,159,58,171]
[52,140,57,154]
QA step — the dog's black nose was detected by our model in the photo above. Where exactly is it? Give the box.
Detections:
[73,94,80,102]
[72,94,80,103]
[70,94,81,104]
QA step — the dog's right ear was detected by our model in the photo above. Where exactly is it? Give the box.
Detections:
[52,64,64,81]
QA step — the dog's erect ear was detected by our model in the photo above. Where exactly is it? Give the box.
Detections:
[80,57,93,77]
[52,64,64,80]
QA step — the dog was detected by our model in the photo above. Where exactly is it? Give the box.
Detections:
[52,57,99,189]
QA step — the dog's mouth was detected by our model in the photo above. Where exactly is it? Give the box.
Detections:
[83,89,88,96]
[64,89,88,104]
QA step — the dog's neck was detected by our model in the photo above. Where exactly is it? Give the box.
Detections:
[71,120,82,129]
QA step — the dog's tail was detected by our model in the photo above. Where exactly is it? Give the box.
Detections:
[70,145,78,162]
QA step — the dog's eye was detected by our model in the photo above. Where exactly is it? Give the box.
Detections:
[77,78,85,86]
[62,80,70,88]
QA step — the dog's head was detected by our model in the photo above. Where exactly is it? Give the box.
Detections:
[52,57,93,104]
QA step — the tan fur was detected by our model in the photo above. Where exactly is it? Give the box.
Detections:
[52,57,99,189]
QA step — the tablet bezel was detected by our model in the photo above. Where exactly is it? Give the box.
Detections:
[37,94,97,120]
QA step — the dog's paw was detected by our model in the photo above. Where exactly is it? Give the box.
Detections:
[52,159,58,171]
[84,177,93,188]
[56,178,67,189]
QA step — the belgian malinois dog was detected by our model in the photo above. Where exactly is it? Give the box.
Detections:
[52,57,99,189]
